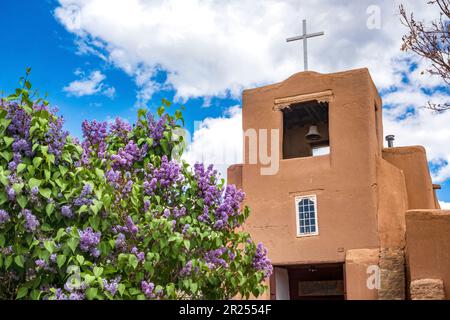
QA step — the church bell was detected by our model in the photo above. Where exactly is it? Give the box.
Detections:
[305,125,321,141]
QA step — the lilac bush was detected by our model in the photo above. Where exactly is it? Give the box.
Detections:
[0,72,271,300]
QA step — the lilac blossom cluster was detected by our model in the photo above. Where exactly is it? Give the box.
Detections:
[109,118,131,140]
[0,209,10,225]
[193,163,245,230]
[110,140,146,170]
[23,209,40,232]
[78,227,101,258]
[73,184,93,207]
[252,243,273,279]
[103,276,121,297]
[205,247,228,269]
[147,114,167,145]
[45,116,69,161]
[143,156,182,197]
[141,280,155,299]
[81,120,108,164]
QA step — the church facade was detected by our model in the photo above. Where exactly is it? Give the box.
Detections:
[228,68,450,300]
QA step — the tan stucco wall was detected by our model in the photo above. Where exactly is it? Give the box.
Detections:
[236,69,382,265]
[406,210,450,298]
[382,146,437,210]
[376,158,408,249]
[345,249,379,300]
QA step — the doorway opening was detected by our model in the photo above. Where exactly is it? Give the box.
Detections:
[271,263,345,300]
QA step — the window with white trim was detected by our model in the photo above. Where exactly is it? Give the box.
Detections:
[295,195,319,237]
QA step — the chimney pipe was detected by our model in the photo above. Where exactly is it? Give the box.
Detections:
[385,135,395,148]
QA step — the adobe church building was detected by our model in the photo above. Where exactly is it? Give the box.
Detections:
[227,68,450,300]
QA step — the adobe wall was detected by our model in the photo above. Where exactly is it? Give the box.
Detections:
[406,210,450,298]
[238,69,382,265]
[382,146,437,210]
[376,158,408,249]
[345,249,379,300]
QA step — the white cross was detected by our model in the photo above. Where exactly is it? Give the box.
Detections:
[286,19,324,71]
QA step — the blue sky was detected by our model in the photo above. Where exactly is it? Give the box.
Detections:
[0,1,237,138]
[0,0,449,203]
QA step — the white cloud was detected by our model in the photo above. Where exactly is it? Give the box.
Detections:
[183,106,242,179]
[440,201,450,210]
[63,70,116,98]
[55,0,443,102]
[55,0,450,183]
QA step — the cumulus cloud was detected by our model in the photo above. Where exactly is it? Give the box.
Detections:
[54,0,442,101]
[63,70,116,98]
[183,106,242,179]
[55,0,449,182]
[440,201,450,209]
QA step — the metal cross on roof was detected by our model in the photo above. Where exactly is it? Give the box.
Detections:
[286,19,324,71]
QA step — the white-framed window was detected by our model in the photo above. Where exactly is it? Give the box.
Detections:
[295,195,319,237]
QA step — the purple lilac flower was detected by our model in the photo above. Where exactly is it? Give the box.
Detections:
[182,224,190,234]
[141,281,155,299]
[143,177,157,195]
[103,276,121,297]
[106,169,121,189]
[23,209,40,232]
[68,292,85,300]
[54,288,68,300]
[110,140,143,170]
[7,187,15,201]
[0,209,10,224]
[115,233,127,252]
[252,243,273,279]
[143,200,150,212]
[73,184,93,207]
[131,247,145,262]
[147,114,167,145]
[152,155,182,187]
[179,260,193,277]
[61,205,73,218]
[173,207,186,218]
[50,254,57,263]
[78,227,101,257]
[45,116,68,161]
[109,117,131,140]
[81,120,108,164]
[205,247,228,269]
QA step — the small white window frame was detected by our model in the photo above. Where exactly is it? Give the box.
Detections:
[295,195,319,237]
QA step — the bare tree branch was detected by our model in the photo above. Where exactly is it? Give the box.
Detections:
[400,0,450,111]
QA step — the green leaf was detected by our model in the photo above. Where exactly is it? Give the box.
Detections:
[76,255,85,265]
[3,136,14,148]
[5,255,12,269]
[28,178,42,189]
[44,240,54,254]
[32,157,43,168]
[59,165,68,177]
[118,284,126,296]
[129,255,139,269]
[190,282,198,293]
[17,195,28,209]
[93,266,103,277]
[46,203,55,216]
[95,168,105,180]
[14,255,25,268]
[166,283,175,298]
[16,287,28,299]
[39,188,52,199]
[183,239,190,250]
[67,238,79,253]
[16,163,27,173]
[85,287,98,300]
[57,255,67,268]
